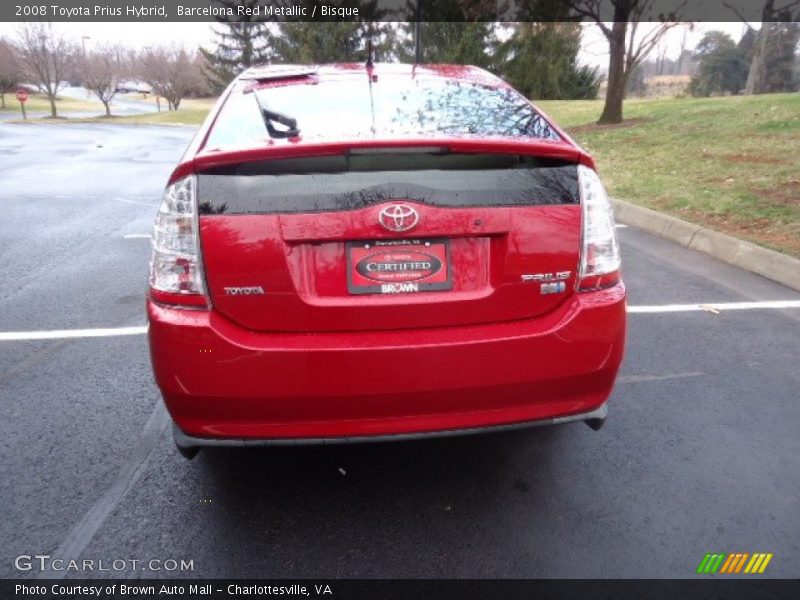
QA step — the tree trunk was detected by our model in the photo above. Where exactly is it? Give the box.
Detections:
[745,0,775,95]
[242,24,253,67]
[103,100,111,117]
[599,20,627,124]
[48,94,57,118]
[1,93,5,109]
[745,24,770,94]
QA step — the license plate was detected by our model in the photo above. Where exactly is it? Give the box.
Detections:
[346,238,452,295]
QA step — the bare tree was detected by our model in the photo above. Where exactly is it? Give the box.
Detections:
[17,23,75,118]
[0,38,22,109]
[139,45,205,110]
[83,46,125,117]
[676,25,690,74]
[655,39,669,75]
[567,1,685,124]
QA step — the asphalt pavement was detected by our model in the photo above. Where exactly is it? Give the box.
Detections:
[1,122,798,579]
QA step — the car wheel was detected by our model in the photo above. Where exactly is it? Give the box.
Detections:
[173,423,200,460]
[584,416,606,431]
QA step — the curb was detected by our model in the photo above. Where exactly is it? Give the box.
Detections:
[612,199,800,293]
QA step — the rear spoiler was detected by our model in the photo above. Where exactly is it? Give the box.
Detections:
[239,66,319,81]
[190,138,594,176]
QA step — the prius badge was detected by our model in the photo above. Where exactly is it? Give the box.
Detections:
[521,271,571,295]
[379,204,419,233]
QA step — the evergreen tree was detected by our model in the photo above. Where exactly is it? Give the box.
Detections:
[268,20,399,64]
[398,22,496,67]
[398,0,501,67]
[737,27,757,65]
[267,0,398,65]
[495,23,600,100]
[269,23,363,63]
[688,31,748,97]
[199,0,271,93]
[761,22,799,92]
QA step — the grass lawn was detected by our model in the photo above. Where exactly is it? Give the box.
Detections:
[0,91,101,115]
[88,97,217,125]
[537,93,800,258]
[2,93,216,124]
[117,99,216,125]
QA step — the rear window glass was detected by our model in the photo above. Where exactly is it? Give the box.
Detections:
[197,153,578,215]
[205,77,559,149]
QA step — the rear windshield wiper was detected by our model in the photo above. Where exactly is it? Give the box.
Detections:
[261,108,300,139]
[251,92,300,139]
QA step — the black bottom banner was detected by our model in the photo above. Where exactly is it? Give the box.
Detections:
[3,579,800,600]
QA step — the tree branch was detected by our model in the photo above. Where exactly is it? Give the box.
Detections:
[776,0,800,12]
[563,1,613,38]
[721,0,755,28]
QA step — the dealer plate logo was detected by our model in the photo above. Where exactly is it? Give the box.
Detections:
[355,250,441,283]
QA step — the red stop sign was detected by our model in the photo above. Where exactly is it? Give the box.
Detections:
[16,89,29,103]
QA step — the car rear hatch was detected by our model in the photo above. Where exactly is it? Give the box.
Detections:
[196,142,583,333]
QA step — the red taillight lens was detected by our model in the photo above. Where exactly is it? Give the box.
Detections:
[577,165,621,291]
[148,175,207,308]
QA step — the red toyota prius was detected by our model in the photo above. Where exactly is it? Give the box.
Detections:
[147,63,626,458]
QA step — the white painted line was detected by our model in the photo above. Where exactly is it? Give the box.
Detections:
[38,401,170,580]
[115,197,158,207]
[1,300,798,343]
[627,300,800,314]
[618,372,705,384]
[123,233,151,239]
[0,326,147,342]
[615,223,628,229]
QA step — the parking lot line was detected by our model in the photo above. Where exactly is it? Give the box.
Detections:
[627,300,800,313]
[36,401,171,581]
[617,372,705,383]
[123,233,151,239]
[115,197,158,207]
[0,326,148,342]
[0,300,799,342]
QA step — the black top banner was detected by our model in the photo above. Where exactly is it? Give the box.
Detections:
[4,0,800,23]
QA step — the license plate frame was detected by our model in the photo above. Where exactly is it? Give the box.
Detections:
[346,238,452,295]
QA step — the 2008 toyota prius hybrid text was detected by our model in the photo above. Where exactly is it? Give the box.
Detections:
[146,63,626,459]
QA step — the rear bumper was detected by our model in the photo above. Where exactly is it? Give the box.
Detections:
[148,284,626,441]
[172,403,608,449]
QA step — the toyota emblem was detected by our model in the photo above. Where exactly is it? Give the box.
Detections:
[378,204,420,233]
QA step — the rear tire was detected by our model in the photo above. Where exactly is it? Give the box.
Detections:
[173,423,200,460]
[585,416,606,431]
[176,444,200,460]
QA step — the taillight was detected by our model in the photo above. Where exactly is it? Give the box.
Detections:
[148,175,207,308]
[577,165,621,291]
